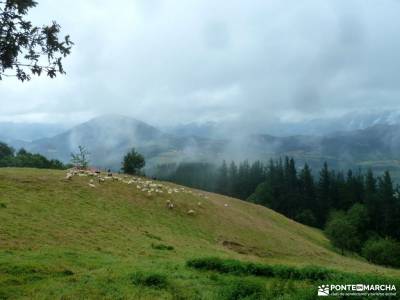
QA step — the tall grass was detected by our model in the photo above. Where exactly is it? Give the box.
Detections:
[187,257,400,285]
[187,257,333,281]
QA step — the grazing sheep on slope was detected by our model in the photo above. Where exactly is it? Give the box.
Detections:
[166,200,174,209]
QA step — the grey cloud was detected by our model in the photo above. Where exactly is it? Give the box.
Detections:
[204,21,231,50]
[1,0,400,131]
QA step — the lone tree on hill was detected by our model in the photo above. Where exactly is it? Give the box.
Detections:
[70,146,90,169]
[122,148,145,175]
[0,0,73,81]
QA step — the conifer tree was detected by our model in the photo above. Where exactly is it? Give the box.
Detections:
[298,163,316,211]
[378,171,396,237]
[228,161,238,197]
[316,162,331,226]
[216,160,229,195]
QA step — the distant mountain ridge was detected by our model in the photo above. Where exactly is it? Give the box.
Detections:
[25,115,226,169]
[3,114,400,180]
[164,110,400,138]
[265,110,400,136]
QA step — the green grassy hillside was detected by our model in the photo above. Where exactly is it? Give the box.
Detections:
[0,168,399,299]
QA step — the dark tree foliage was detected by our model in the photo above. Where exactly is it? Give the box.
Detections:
[325,211,361,255]
[215,160,229,195]
[122,148,145,175]
[295,209,317,227]
[236,160,252,199]
[153,160,266,200]
[250,160,400,240]
[0,142,65,169]
[316,162,332,226]
[325,203,373,256]
[298,164,316,212]
[377,171,400,239]
[0,0,73,81]
[362,237,400,268]
[174,162,216,191]
[227,161,239,197]
[347,203,370,241]
[154,162,216,191]
[0,141,14,159]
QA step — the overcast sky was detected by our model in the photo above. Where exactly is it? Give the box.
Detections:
[1,0,400,128]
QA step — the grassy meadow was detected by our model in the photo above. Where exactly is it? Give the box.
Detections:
[0,168,399,299]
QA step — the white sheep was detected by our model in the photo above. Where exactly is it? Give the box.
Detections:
[187,209,195,215]
[166,200,174,209]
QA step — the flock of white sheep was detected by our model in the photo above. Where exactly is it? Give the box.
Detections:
[65,168,215,215]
